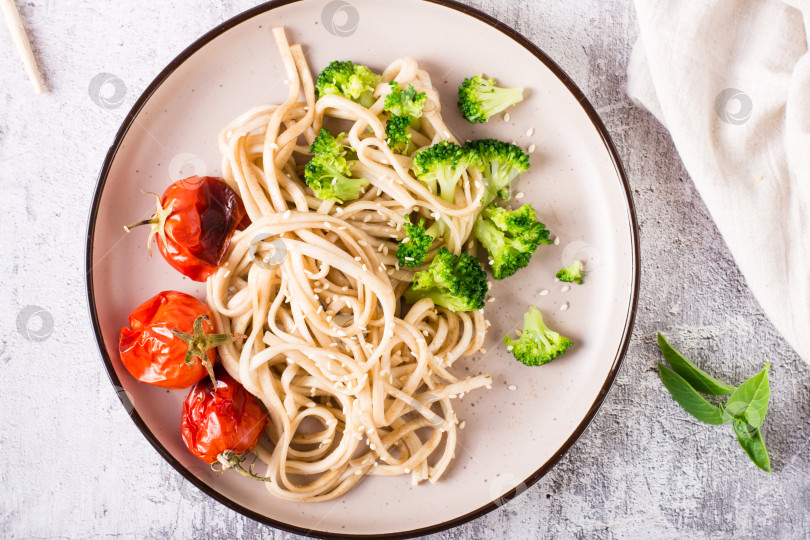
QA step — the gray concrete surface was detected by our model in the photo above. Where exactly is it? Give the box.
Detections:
[1,0,808,538]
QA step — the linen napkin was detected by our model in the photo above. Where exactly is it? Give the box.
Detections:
[628,0,810,362]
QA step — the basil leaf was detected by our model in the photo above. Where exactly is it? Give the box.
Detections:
[732,419,772,473]
[658,364,729,425]
[725,364,770,428]
[657,334,736,395]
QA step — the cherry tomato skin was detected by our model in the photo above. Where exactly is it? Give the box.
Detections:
[158,176,248,282]
[119,291,214,389]
[182,370,269,463]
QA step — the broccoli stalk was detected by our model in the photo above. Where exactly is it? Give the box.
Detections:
[458,74,524,124]
[412,141,474,203]
[316,61,381,108]
[384,82,427,119]
[474,204,551,280]
[404,248,487,312]
[464,139,530,206]
[556,260,585,284]
[304,129,368,203]
[385,115,418,155]
[504,306,573,366]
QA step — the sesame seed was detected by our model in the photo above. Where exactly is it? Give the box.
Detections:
[554,236,560,245]
[515,192,525,199]
[528,144,536,153]
[560,302,569,311]
[539,289,549,296]
[561,285,570,293]
[487,297,495,303]
[354,256,362,262]
[503,112,510,122]
[526,128,534,136]
[506,345,514,351]
[508,384,517,391]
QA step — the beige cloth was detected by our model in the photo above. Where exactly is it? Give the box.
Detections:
[628,0,810,362]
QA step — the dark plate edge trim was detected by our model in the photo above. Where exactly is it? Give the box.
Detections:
[85,0,641,538]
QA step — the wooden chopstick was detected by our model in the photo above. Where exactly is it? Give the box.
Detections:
[0,0,45,94]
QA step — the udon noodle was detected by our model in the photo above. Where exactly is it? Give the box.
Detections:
[206,27,491,501]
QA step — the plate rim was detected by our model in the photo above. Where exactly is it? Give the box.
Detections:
[84,0,641,537]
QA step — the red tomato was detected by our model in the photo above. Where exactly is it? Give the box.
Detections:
[119,291,233,389]
[124,176,249,281]
[182,369,269,464]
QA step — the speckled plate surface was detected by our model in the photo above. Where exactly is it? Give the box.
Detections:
[86,0,639,537]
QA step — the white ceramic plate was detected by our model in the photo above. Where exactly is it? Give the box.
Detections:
[86,0,639,537]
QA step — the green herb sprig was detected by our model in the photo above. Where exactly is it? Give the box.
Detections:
[657,333,772,472]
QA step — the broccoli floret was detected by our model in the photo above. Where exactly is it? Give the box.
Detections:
[385,115,418,155]
[384,82,427,119]
[464,139,530,206]
[304,129,368,203]
[412,141,475,203]
[474,204,551,280]
[404,248,487,311]
[309,128,345,157]
[316,61,380,108]
[397,215,434,268]
[504,306,573,366]
[556,260,585,284]
[458,74,524,124]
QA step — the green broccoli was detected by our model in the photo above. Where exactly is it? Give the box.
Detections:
[397,215,434,268]
[473,204,551,280]
[304,129,368,203]
[385,114,418,155]
[504,306,573,366]
[309,127,345,157]
[384,82,427,119]
[556,260,585,284]
[458,74,524,124]
[464,139,530,206]
[404,248,487,311]
[412,141,475,203]
[315,61,380,108]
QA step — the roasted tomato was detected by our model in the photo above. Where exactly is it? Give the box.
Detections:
[182,369,269,475]
[124,176,249,281]
[119,290,239,389]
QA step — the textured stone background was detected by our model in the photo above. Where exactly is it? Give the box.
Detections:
[2,0,808,538]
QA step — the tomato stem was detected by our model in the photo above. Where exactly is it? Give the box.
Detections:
[212,450,270,482]
[171,315,245,387]
[123,191,174,253]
